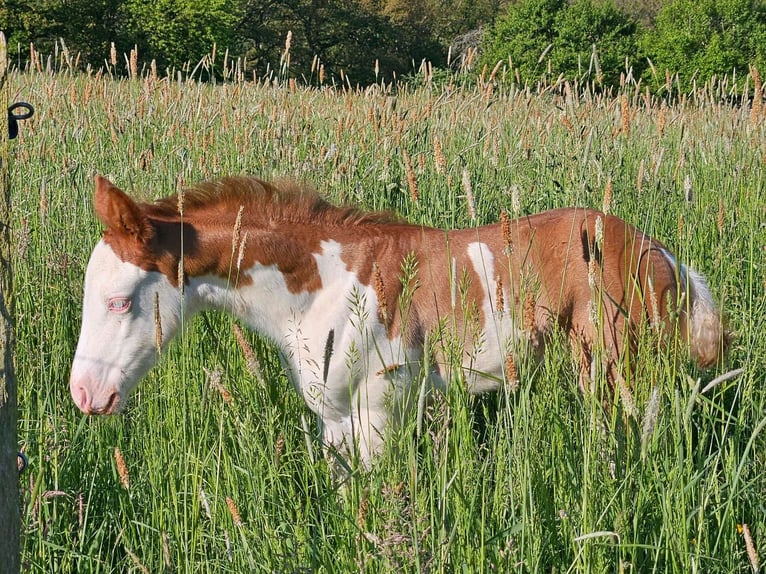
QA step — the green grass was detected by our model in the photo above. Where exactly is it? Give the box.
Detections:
[8,65,766,572]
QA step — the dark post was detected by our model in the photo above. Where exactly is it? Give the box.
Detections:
[0,31,20,574]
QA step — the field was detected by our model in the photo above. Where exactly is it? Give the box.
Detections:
[7,61,765,572]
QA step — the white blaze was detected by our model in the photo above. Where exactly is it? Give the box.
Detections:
[69,240,183,414]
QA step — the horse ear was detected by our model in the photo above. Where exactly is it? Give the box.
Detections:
[94,175,152,242]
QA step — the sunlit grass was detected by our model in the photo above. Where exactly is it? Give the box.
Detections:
[8,62,765,572]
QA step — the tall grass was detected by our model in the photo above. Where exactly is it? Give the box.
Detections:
[7,58,765,572]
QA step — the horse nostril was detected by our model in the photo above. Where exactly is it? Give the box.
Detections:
[104,392,121,415]
[71,384,93,414]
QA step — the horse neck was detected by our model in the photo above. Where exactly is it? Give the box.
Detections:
[183,220,351,341]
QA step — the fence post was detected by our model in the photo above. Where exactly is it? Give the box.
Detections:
[0,31,20,574]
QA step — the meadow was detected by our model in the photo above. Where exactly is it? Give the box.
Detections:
[6,58,765,572]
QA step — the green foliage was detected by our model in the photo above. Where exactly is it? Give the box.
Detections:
[553,0,642,87]
[3,0,764,90]
[481,0,642,88]
[641,0,766,92]
[481,0,565,81]
[124,0,241,71]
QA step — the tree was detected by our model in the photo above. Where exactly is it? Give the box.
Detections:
[123,0,241,72]
[642,0,766,91]
[481,0,640,88]
[481,0,566,81]
[553,0,641,87]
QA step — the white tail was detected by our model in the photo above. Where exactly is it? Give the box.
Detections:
[683,266,726,368]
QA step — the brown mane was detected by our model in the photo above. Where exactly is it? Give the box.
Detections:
[144,176,402,227]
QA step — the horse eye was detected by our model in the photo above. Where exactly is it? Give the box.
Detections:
[107,297,132,313]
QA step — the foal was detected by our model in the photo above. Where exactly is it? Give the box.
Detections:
[70,175,726,465]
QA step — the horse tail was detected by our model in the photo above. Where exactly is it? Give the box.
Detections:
[678,263,728,368]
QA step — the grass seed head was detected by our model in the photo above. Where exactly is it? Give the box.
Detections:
[162,532,172,569]
[205,367,232,404]
[495,274,505,314]
[505,352,519,392]
[657,101,667,137]
[226,496,243,526]
[620,94,631,136]
[641,386,661,454]
[357,487,370,529]
[501,210,512,254]
[741,523,760,572]
[113,447,130,490]
[373,262,388,325]
[602,179,612,215]
[523,293,536,332]
[154,292,162,354]
[403,150,419,202]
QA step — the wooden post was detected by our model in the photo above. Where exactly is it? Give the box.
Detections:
[0,31,21,574]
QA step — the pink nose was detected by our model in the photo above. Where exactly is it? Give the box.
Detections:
[70,383,120,415]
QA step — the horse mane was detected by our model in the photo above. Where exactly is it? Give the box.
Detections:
[143,177,401,227]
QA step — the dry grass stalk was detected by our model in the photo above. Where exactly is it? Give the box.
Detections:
[274,434,285,468]
[501,210,512,255]
[154,292,162,354]
[110,42,117,67]
[129,45,138,79]
[620,94,631,136]
[495,275,505,314]
[523,293,536,332]
[505,352,519,392]
[462,168,476,221]
[741,523,760,572]
[561,114,574,133]
[357,488,370,529]
[226,496,243,526]
[403,150,419,202]
[205,367,232,404]
[616,372,636,417]
[177,259,184,295]
[231,205,244,262]
[434,138,447,175]
[657,102,667,137]
[125,547,150,574]
[602,178,613,215]
[373,262,388,324]
[236,232,249,272]
[113,447,130,490]
[77,492,84,528]
[641,386,661,452]
[594,216,604,248]
[162,532,173,570]
[199,488,212,519]
[232,323,262,379]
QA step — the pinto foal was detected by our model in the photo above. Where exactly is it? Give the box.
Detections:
[70,175,726,465]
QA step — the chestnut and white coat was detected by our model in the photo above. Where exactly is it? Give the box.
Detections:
[70,175,727,466]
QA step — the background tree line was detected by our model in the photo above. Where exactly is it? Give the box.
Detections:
[1,0,764,91]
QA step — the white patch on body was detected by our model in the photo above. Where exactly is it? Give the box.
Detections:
[465,241,519,392]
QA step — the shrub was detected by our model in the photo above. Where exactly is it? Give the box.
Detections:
[642,0,766,92]
[481,0,642,89]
